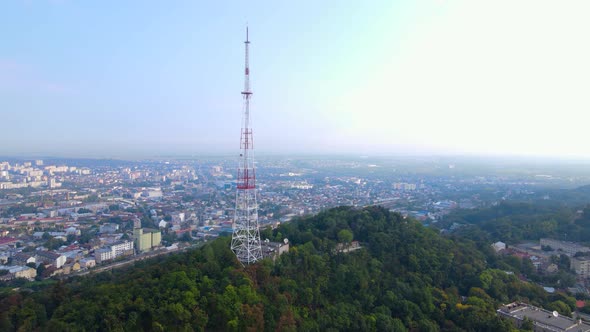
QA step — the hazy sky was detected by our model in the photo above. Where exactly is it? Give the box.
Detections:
[1,1,589,158]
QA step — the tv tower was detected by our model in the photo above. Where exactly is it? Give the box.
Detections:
[231,27,263,265]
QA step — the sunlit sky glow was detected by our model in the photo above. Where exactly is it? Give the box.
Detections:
[1,1,589,158]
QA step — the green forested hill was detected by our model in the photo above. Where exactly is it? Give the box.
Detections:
[0,206,560,331]
[439,201,590,245]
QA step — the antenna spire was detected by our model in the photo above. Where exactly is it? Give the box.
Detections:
[231,27,262,265]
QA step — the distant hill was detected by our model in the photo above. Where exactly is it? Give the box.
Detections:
[573,184,590,194]
[437,196,590,245]
[0,206,558,331]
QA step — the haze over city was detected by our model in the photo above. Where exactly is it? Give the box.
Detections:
[2,0,590,158]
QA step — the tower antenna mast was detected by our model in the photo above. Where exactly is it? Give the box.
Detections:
[231,27,263,265]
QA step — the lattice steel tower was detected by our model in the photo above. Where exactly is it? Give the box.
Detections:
[231,27,263,265]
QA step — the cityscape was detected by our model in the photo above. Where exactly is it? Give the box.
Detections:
[3,1,590,331]
[2,156,590,279]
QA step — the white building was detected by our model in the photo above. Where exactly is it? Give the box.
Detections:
[95,248,114,264]
[172,213,185,223]
[111,240,134,257]
[492,241,507,252]
[571,257,590,278]
[65,227,81,236]
[35,251,66,269]
[99,223,119,234]
[95,240,134,264]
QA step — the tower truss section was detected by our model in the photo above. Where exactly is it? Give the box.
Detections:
[231,27,263,265]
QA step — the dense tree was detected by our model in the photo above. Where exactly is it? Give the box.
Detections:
[84,194,100,203]
[44,238,65,250]
[337,229,353,243]
[439,201,583,243]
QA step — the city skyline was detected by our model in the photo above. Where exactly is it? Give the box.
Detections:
[2,1,590,158]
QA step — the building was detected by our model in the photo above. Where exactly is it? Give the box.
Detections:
[0,266,36,280]
[12,252,35,266]
[94,240,134,264]
[545,263,559,274]
[261,240,290,261]
[492,241,507,252]
[33,231,66,239]
[36,251,66,269]
[0,237,19,247]
[79,258,96,269]
[335,241,362,254]
[99,223,119,234]
[62,262,81,274]
[65,227,81,236]
[134,228,161,252]
[111,240,134,257]
[571,257,590,278]
[133,217,141,229]
[172,213,185,223]
[498,302,590,332]
[540,239,590,256]
[48,178,61,189]
[95,248,114,264]
[60,249,83,262]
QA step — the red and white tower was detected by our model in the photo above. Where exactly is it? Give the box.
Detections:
[231,27,263,265]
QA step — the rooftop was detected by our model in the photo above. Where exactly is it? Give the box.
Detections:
[498,302,590,331]
[0,237,18,245]
[36,251,62,259]
[0,265,35,273]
